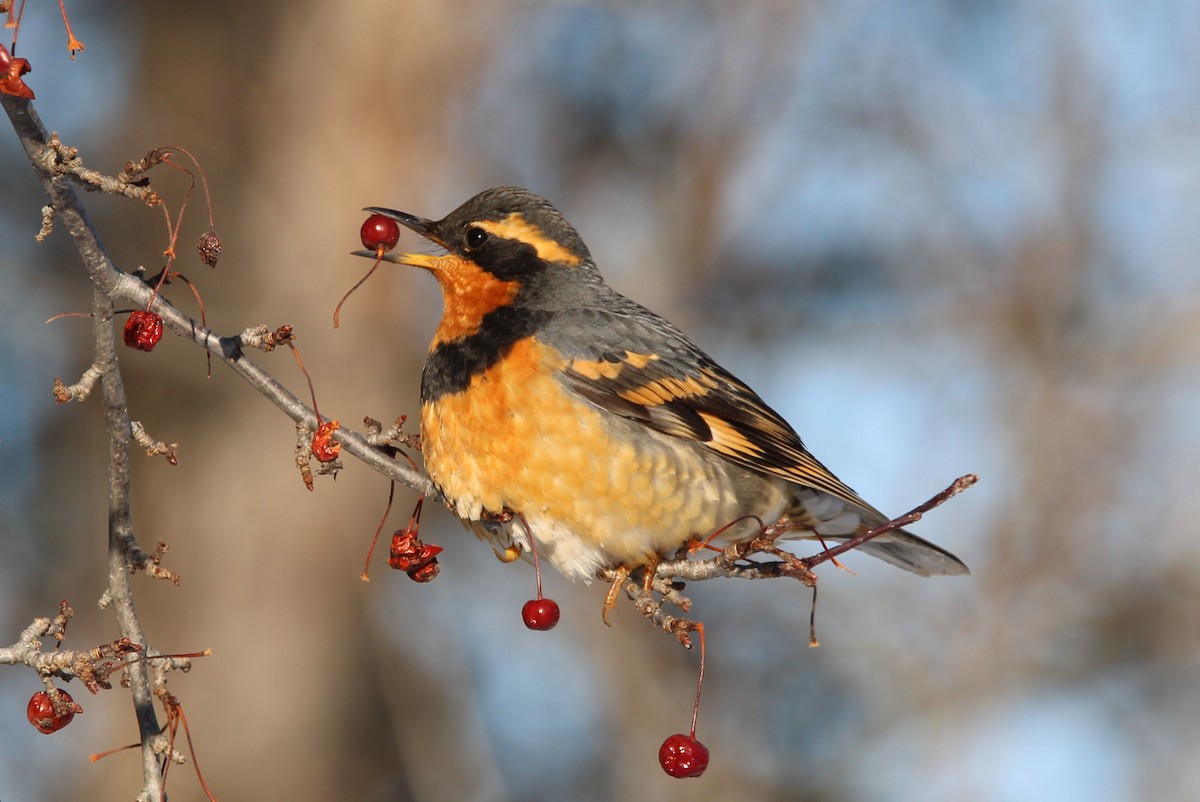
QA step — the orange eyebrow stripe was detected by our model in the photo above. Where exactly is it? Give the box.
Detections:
[476,214,582,265]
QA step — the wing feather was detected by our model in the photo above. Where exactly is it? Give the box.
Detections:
[544,303,880,515]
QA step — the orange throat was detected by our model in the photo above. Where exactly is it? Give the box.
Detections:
[426,256,521,347]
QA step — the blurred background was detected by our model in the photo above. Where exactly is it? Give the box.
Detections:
[2,1,1198,800]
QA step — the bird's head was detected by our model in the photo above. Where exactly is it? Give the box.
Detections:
[356,186,592,282]
[352,187,595,347]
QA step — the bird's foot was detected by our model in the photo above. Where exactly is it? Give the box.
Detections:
[602,564,631,627]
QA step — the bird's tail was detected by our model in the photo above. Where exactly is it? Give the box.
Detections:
[788,488,969,577]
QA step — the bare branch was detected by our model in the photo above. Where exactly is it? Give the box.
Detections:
[604,476,978,647]
[2,96,437,499]
[40,131,162,206]
[36,203,54,242]
[130,420,178,465]
[4,91,169,799]
[0,611,182,696]
[5,89,434,797]
[52,363,102,402]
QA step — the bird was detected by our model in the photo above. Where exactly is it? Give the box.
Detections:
[353,187,968,584]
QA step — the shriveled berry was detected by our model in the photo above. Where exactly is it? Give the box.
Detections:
[0,43,35,100]
[658,733,709,778]
[27,689,82,734]
[123,310,163,352]
[388,529,443,582]
[521,598,560,631]
[360,214,401,252]
[196,229,222,267]
[310,419,341,462]
[407,559,441,583]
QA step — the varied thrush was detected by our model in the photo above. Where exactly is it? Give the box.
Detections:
[354,187,968,582]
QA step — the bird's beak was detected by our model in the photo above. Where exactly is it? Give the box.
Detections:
[349,249,442,268]
[350,207,444,268]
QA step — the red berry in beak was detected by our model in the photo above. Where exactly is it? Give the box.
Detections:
[360,214,401,252]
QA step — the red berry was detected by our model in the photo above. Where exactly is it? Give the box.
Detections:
[27,689,82,734]
[521,598,560,631]
[360,214,401,252]
[123,310,163,351]
[658,733,709,778]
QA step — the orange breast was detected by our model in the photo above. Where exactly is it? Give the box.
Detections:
[420,337,758,578]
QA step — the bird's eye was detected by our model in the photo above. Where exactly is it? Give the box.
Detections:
[465,226,489,249]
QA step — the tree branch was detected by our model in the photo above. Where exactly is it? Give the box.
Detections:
[3,93,435,499]
[4,92,168,801]
[2,91,432,800]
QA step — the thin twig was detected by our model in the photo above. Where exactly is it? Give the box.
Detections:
[800,474,978,570]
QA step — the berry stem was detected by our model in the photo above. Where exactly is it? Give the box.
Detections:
[808,585,820,647]
[518,512,544,599]
[690,622,706,739]
[284,339,324,424]
[361,480,397,581]
[333,254,383,329]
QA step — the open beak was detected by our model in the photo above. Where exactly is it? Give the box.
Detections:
[350,207,445,268]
